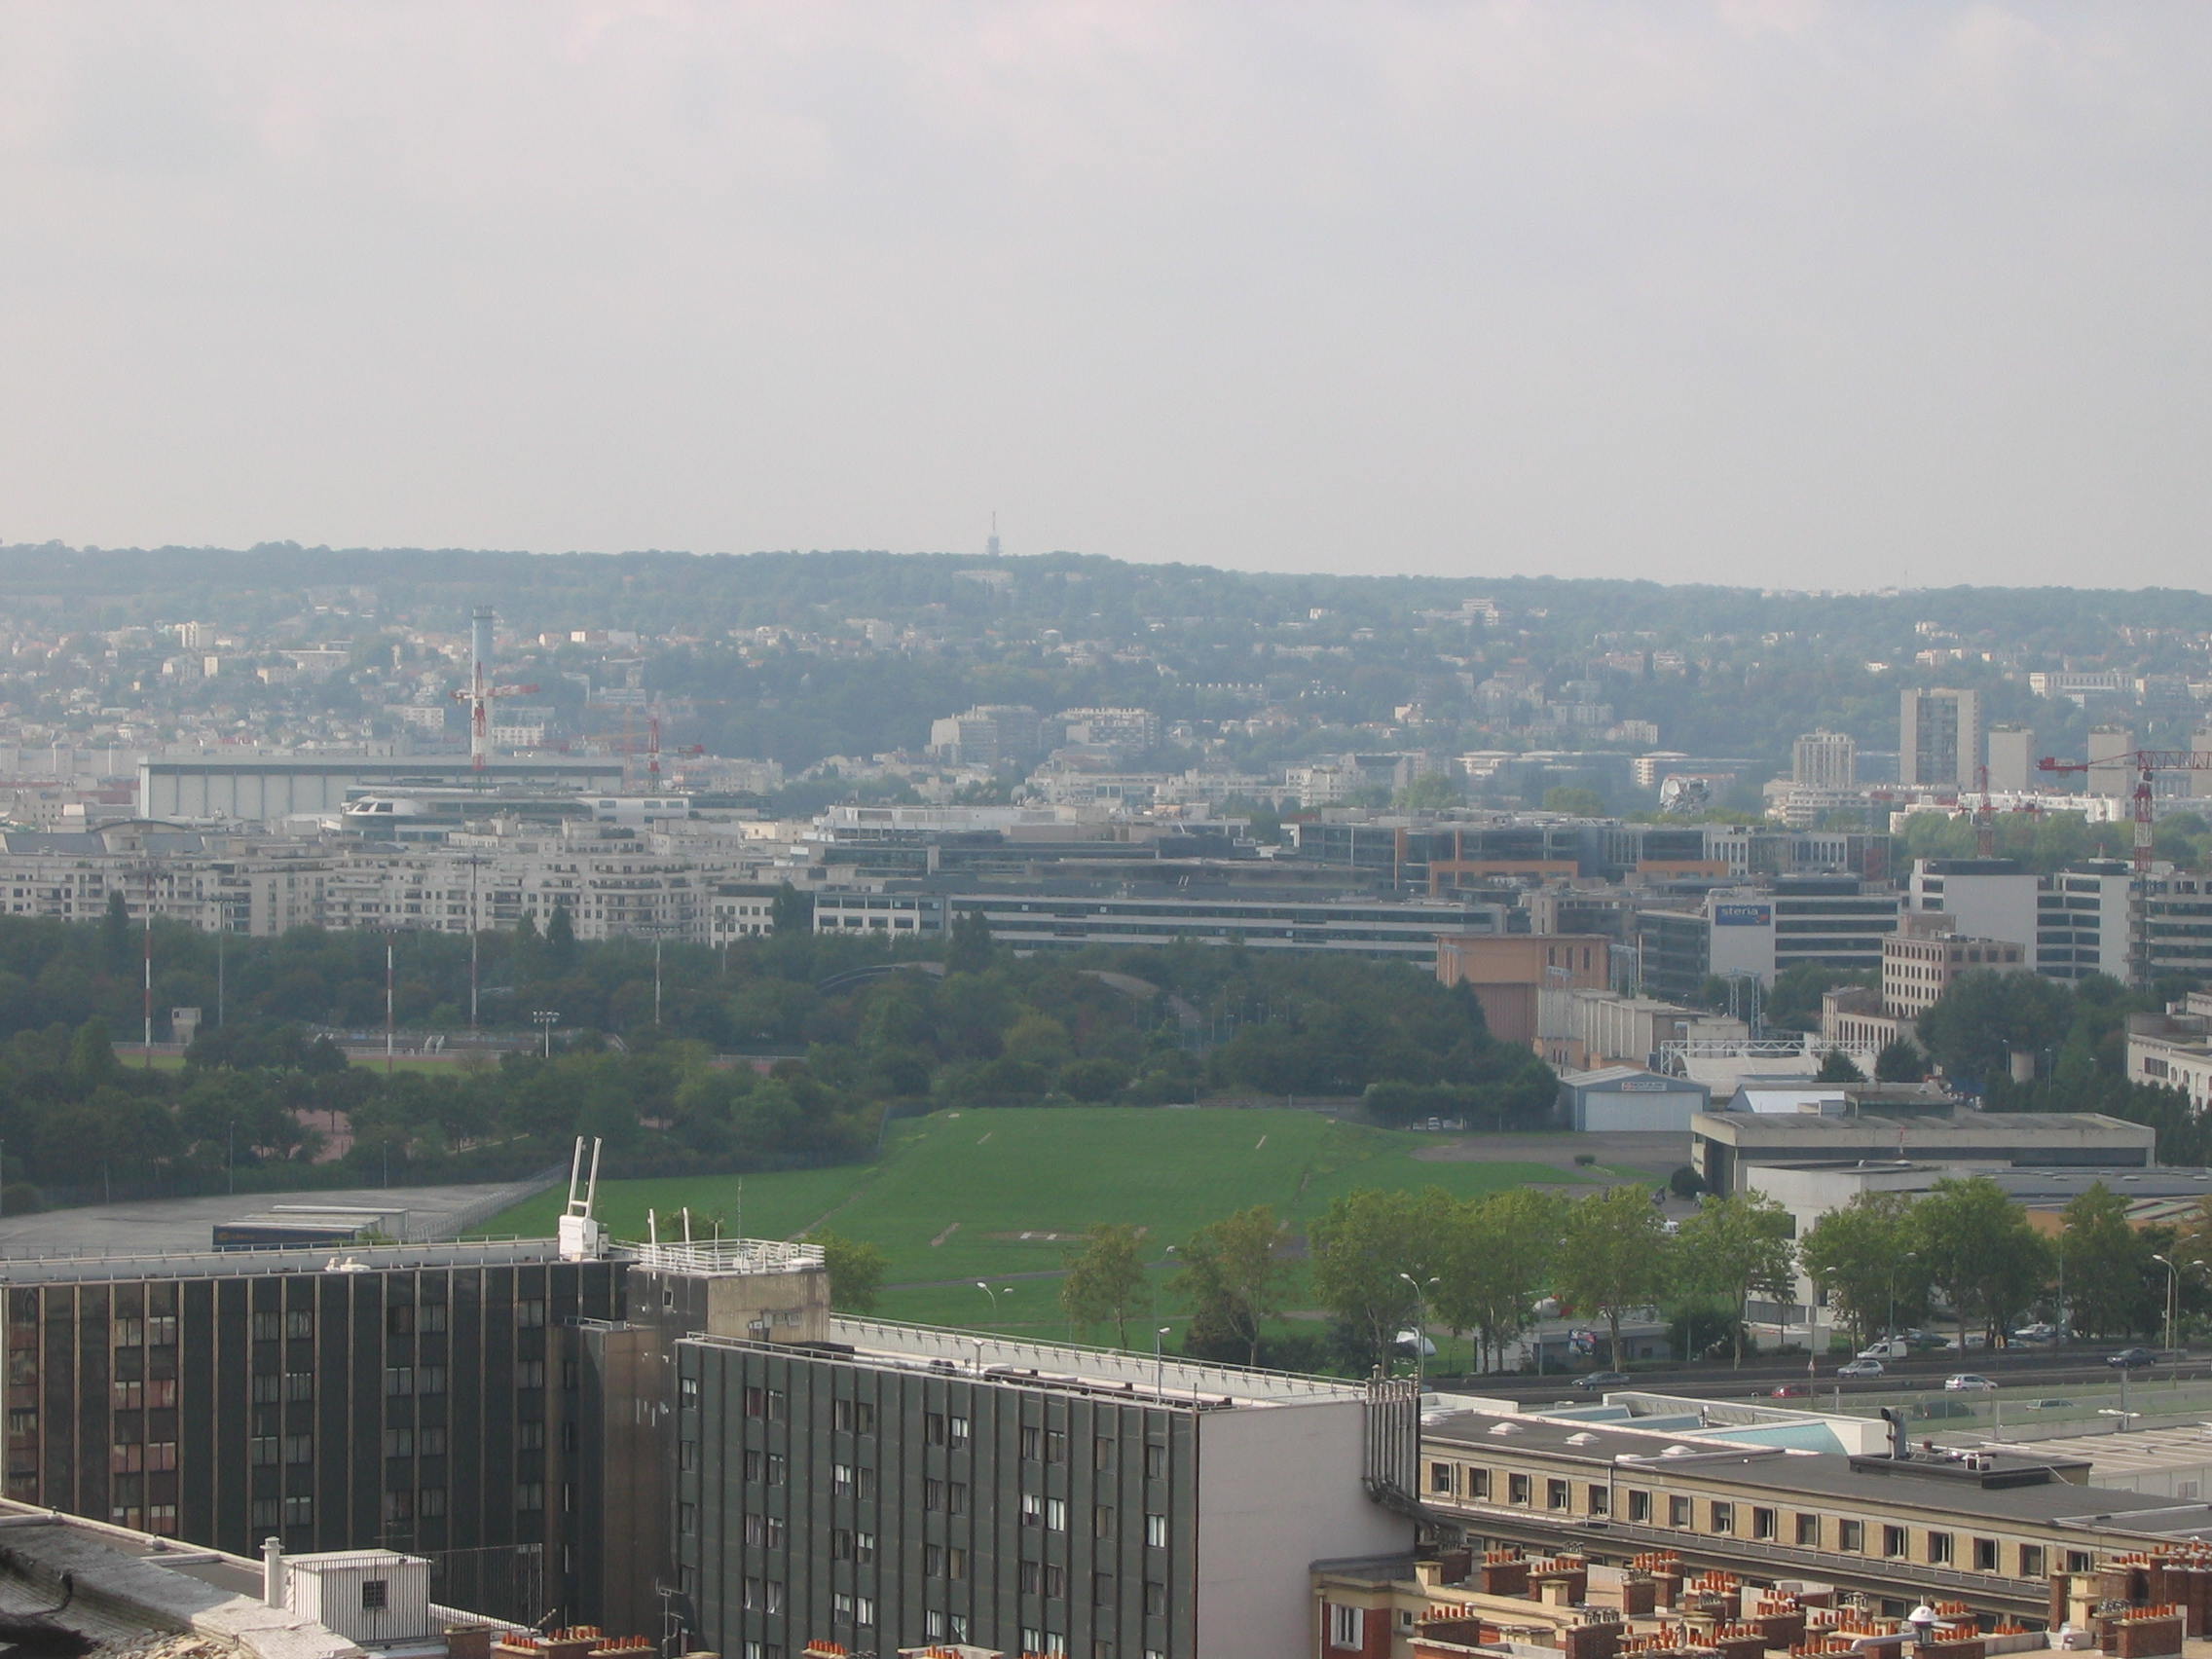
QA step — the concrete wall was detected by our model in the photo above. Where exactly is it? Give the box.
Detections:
[1196,1398,1409,1659]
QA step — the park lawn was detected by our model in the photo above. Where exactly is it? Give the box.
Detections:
[476,1106,1595,1296]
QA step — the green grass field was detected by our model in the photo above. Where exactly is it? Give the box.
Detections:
[478,1107,1597,1327]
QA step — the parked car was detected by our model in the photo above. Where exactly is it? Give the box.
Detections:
[1941,1332,1988,1350]
[1857,1337,1909,1361]
[2108,1347,2160,1370]
[1574,1371,1631,1390]
[1767,1382,1811,1398]
[2010,1322,2067,1345]
[1943,1373,1997,1391]
[1837,1359,1885,1379]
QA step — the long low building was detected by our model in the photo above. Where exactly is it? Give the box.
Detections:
[141,756,628,821]
[1692,1106,2157,1195]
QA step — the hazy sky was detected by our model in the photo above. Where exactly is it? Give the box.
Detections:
[2,3,2207,589]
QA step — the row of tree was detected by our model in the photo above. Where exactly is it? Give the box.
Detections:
[1045,1173,2211,1380]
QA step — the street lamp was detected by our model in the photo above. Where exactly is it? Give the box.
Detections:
[2152,1254,2182,1357]
[1399,1272,1439,1391]
[1154,1325,1172,1399]
[532,1009,560,1057]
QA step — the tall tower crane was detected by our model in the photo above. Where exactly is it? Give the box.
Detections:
[451,608,541,774]
[2036,748,2212,874]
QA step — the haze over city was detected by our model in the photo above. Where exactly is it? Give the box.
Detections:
[3,2,2208,588]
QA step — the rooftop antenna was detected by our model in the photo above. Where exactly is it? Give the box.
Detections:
[985,512,1001,559]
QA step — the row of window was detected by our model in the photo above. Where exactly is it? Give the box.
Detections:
[1432,1460,2056,1576]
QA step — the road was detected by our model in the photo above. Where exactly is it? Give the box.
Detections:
[1450,1346,2208,1406]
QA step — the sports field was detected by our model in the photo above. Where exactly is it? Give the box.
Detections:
[478,1106,1604,1329]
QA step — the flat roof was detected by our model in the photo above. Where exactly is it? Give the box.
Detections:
[0,1236,569,1284]
[1696,1110,2155,1145]
[685,1315,1370,1411]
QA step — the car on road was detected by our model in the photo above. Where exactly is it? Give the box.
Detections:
[1574,1371,1631,1390]
[2108,1347,2160,1370]
[2010,1322,2067,1345]
[1766,1382,1812,1398]
[1943,1373,1997,1391]
[1837,1359,1885,1379]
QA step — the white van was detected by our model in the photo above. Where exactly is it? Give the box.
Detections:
[1857,1337,1909,1361]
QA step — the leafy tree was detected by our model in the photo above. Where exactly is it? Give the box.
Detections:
[1910,1176,2051,1345]
[809,1230,888,1313]
[2060,1182,2155,1340]
[947,908,994,976]
[1175,1204,1289,1368]
[101,892,132,976]
[1543,786,1606,817]
[769,882,812,936]
[1668,1164,1705,1200]
[546,900,578,971]
[68,1018,118,1088]
[1394,774,1462,812]
[1556,1184,1671,1370]
[1873,1038,1929,1083]
[1764,964,1876,1033]
[1799,1192,1926,1347]
[1813,1049,1864,1085]
[1671,1194,1796,1366]
[1916,969,2071,1086]
[1308,1187,1453,1372]
[1433,1188,1565,1373]
[1059,1223,1152,1346]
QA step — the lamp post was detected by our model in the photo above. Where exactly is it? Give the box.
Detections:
[533,1010,560,1058]
[1399,1272,1438,1391]
[1154,1325,1171,1399]
[2152,1254,2181,1356]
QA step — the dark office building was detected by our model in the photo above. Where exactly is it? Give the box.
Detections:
[2,1240,620,1623]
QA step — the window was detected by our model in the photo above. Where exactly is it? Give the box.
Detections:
[680,1377,699,1405]
[420,1488,446,1518]
[1882,1525,1907,1559]
[854,1595,874,1625]
[1022,1425,1043,1459]
[1020,1560,1039,1594]
[283,1494,312,1527]
[1047,1496,1067,1531]
[948,1480,968,1515]
[283,1435,313,1464]
[1668,1495,1692,1528]
[1144,1443,1166,1479]
[926,1479,945,1513]
[1094,1504,1116,1536]
[1711,1502,1734,1535]
[949,1414,971,1446]
[1587,1485,1609,1516]
[1795,1514,1820,1547]
[1509,1474,1531,1505]
[251,1437,277,1467]
[1466,1467,1489,1497]
[1144,1582,1166,1616]
[1929,1531,1954,1566]
[765,1453,785,1486]
[112,1381,142,1411]
[6,1408,34,1436]
[1547,1479,1569,1512]
[680,1503,697,1536]
[927,1412,948,1446]
[1096,1436,1116,1471]
[419,1426,446,1456]
[855,1531,875,1564]
[518,1484,544,1512]
[2021,1545,2046,1578]
[251,1376,280,1404]
[385,1368,414,1398]
[831,1529,853,1561]
[252,1311,281,1341]
[1628,1490,1651,1523]
[1047,1428,1067,1462]
[1021,1492,1043,1527]
[383,1493,413,1524]
[1973,1538,1999,1572]
[833,1462,854,1496]
[1329,1604,1365,1650]
[419,1304,447,1334]
[252,1498,280,1530]
[1428,1461,1455,1494]
[146,1379,176,1408]
[285,1310,313,1340]
[517,1299,546,1328]
[1145,1512,1168,1548]
[2066,1551,2093,1573]
[1840,1520,1864,1553]
[387,1306,415,1337]
[949,1546,970,1580]
[516,1360,545,1388]
[679,1441,697,1472]
[925,1544,945,1577]
[282,1373,313,1402]
[1752,1507,1776,1540]
[518,1423,545,1452]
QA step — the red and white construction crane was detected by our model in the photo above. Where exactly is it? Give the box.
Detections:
[2037,748,2212,873]
[451,608,539,774]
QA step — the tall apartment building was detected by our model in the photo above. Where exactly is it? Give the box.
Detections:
[927,706,1046,769]
[1790,730,1856,792]
[1985,723,2035,792]
[1898,688,1981,789]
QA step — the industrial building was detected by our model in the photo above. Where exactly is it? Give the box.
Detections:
[138,756,628,823]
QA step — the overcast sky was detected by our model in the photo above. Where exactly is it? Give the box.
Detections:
[1,3,2206,590]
